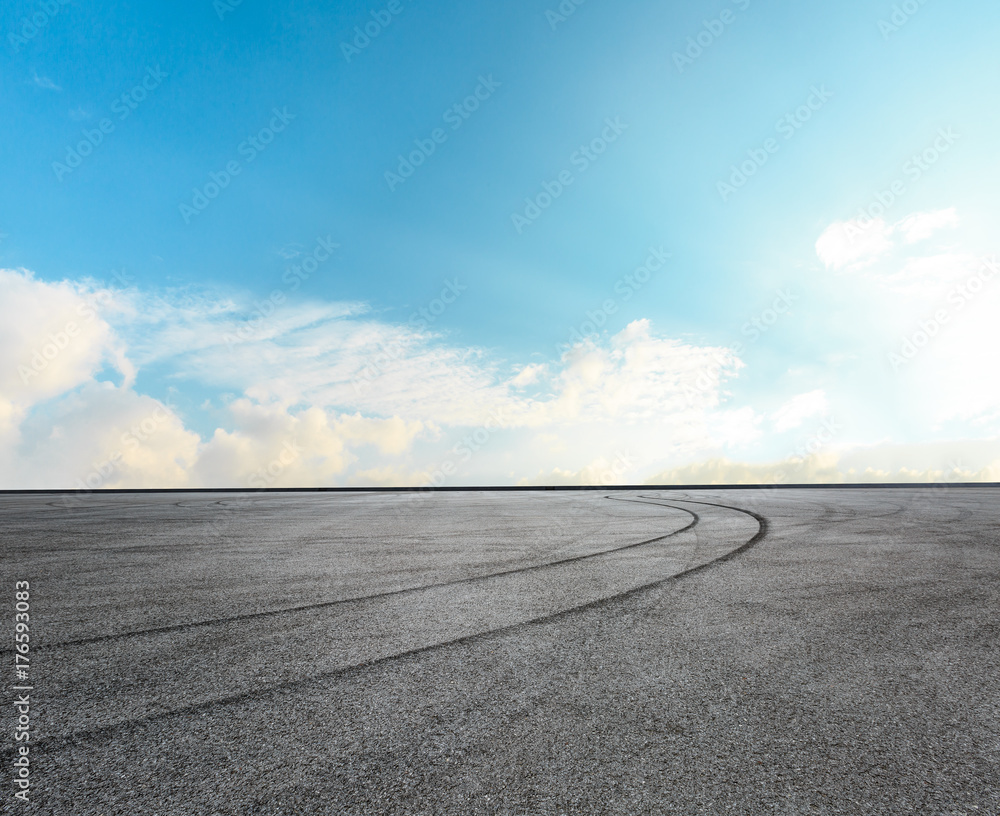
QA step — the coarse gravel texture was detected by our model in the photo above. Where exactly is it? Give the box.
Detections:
[0,487,997,815]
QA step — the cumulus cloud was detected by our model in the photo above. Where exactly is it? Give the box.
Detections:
[518,452,637,486]
[511,319,744,428]
[0,269,129,416]
[645,454,845,485]
[8,383,199,489]
[0,270,434,488]
[190,400,424,488]
[0,270,147,485]
[0,269,755,488]
[644,450,1000,486]
[6,256,996,489]
[117,293,746,435]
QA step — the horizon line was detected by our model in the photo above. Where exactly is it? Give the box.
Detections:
[2,482,998,495]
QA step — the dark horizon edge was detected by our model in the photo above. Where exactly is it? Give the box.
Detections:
[1,482,998,495]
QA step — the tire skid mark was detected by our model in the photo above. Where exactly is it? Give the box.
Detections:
[17,503,699,653]
[23,495,767,752]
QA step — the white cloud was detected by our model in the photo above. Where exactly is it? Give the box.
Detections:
[816,217,895,270]
[811,209,1000,433]
[518,452,636,486]
[815,208,960,272]
[511,319,744,429]
[348,465,435,487]
[710,406,762,447]
[5,255,998,489]
[337,413,428,456]
[771,390,828,432]
[644,453,844,485]
[0,271,435,488]
[8,383,199,489]
[511,363,546,387]
[0,270,751,487]
[0,269,131,431]
[877,250,978,298]
[117,295,746,435]
[896,207,959,243]
[33,73,61,91]
[644,446,1000,486]
[889,262,1000,428]
[142,298,504,427]
[190,400,426,488]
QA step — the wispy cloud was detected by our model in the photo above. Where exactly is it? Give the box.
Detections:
[4,246,1000,488]
[0,269,757,486]
[771,390,828,432]
[32,72,61,91]
[815,207,959,272]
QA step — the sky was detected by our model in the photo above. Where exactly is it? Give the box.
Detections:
[2,0,1000,488]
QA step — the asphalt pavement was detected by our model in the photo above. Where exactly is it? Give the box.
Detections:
[1,488,997,815]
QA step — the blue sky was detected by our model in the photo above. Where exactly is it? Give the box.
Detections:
[2,0,1000,487]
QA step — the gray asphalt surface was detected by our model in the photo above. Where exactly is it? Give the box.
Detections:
[1,488,997,815]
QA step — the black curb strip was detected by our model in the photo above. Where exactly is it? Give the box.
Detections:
[1,482,997,495]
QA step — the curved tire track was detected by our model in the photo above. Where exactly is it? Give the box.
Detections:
[24,495,766,752]
[20,501,698,653]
